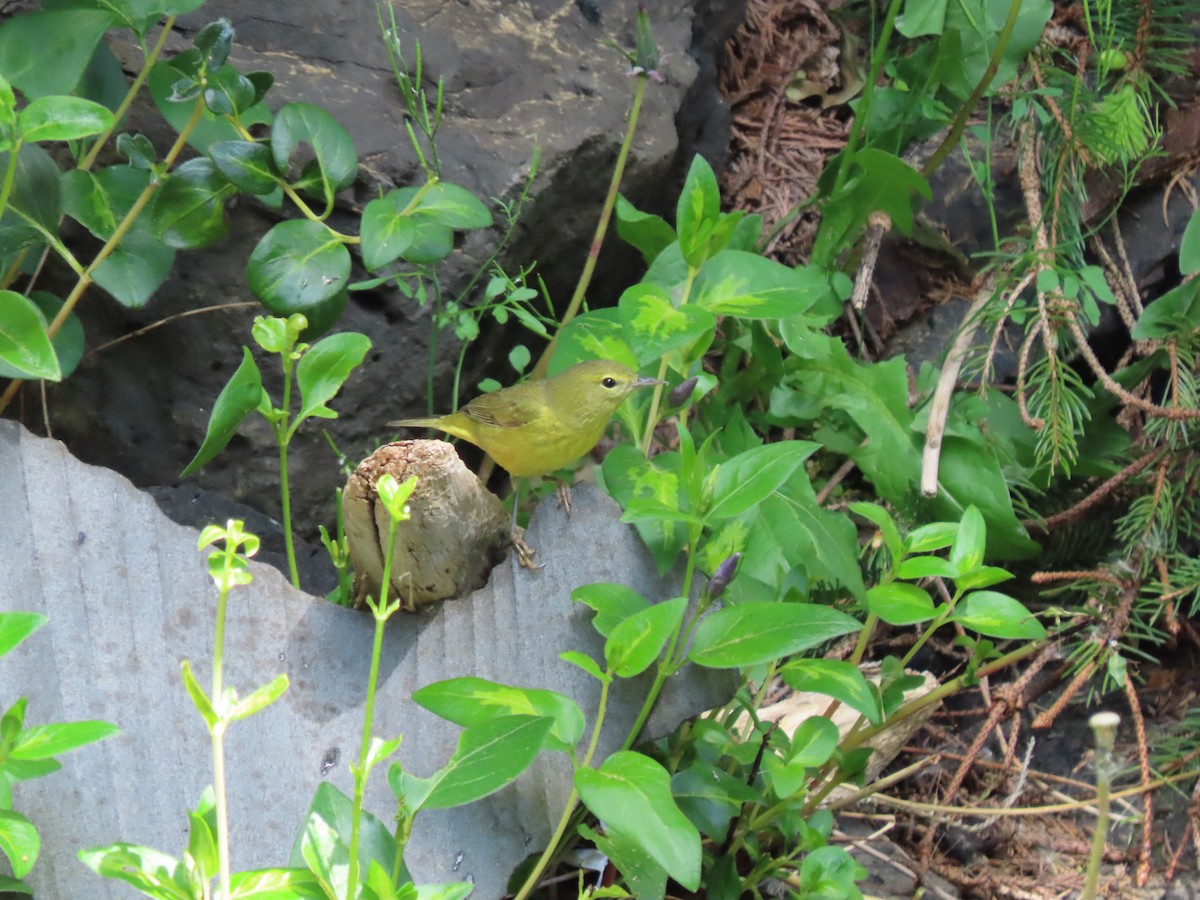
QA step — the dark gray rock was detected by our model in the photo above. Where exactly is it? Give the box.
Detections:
[0,420,733,899]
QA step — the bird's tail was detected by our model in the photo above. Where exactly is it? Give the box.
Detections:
[387,417,443,429]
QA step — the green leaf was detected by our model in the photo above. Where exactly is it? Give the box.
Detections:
[181,347,264,476]
[61,165,148,241]
[228,674,289,722]
[228,868,326,899]
[602,444,688,574]
[942,0,1052,100]
[866,582,937,626]
[0,10,116,99]
[149,61,273,155]
[0,612,45,658]
[671,765,754,839]
[571,582,650,637]
[1181,208,1200,275]
[18,96,113,143]
[0,809,38,879]
[92,230,176,308]
[781,659,884,726]
[295,331,371,421]
[895,556,958,579]
[950,505,986,574]
[360,183,490,270]
[0,874,33,895]
[579,822,668,899]
[271,102,357,207]
[208,140,279,195]
[949,591,1046,639]
[617,283,715,367]
[180,660,217,727]
[246,219,351,315]
[412,677,584,754]
[151,157,233,249]
[694,251,832,318]
[688,601,861,668]
[575,751,701,890]
[955,565,1014,590]
[0,291,59,380]
[849,502,903,563]
[744,482,868,603]
[186,795,218,884]
[78,844,192,900]
[905,522,959,553]
[5,143,61,237]
[788,715,841,767]
[11,720,120,759]
[419,715,552,810]
[932,438,1039,559]
[290,782,395,888]
[559,651,609,683]
[1130,279,1200,340]
[615,194,676,265]
[604,596,687,678]
[676,154,721,266]
[707,441,817,520]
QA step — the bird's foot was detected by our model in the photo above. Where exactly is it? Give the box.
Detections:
[555,482,573,516]
[512,526,543,570]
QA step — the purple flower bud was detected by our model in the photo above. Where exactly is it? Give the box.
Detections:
[707,552,741,600]
[668,375,699,407]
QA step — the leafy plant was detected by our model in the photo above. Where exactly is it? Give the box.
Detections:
[0,612,119,893]
[182,313,371,590]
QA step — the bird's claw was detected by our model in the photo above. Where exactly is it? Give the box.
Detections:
[555,483,573,516]
[512,527,543,570]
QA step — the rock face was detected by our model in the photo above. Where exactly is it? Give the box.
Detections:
[22,0,744,547]
[0,419,734,899]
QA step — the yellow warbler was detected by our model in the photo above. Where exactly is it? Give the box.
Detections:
[388,359,659,477]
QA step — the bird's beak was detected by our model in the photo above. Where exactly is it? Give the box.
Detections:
[634,376,666,388]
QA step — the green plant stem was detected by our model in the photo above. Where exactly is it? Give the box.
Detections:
[533,75,647,379]
[348,509,402,895]
[81,16,177,172]
[211,579,232,900]
[1081,774,1111,898]
[277,359,300,589]
[919,0,1027,179]
[512,675,613,900]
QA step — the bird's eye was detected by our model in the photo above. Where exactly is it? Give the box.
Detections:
[602,377,618,388]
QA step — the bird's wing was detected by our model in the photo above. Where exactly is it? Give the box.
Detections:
[460,389,531,428]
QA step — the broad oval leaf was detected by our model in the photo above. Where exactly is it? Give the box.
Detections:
[949,591,1046,640]
[0,809,39,879]
[575,751,701,890]
[246,219,350,314]
[412,677,583,754]
[295,331,371,421]
[0,291,59,380]
[151,157,233,249]
[688,601,861,668]
[694,251,832,318]
[11,720,120,759]
[866,582,937,626]
[181,347,264,476]
[571,582,649,637]
[707,441,818,521]
[270,102,356,204]
[604,596,687,678]
[781,659,884,726]
[421,715,553,810]
[18,95,113,143]
[209,139,279,195]
[617,283,716,366]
